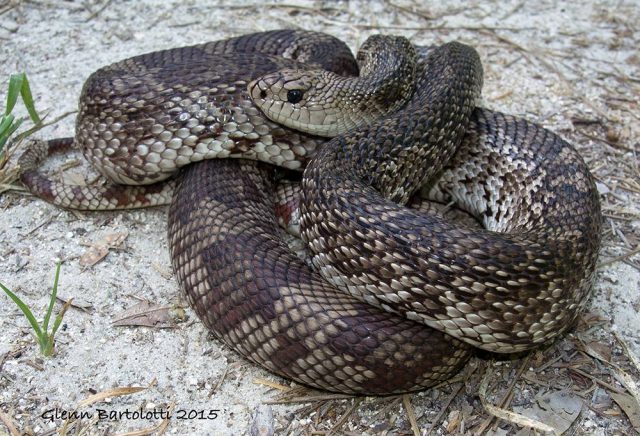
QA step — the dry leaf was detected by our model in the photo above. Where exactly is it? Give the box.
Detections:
[103,232,128,246]
[580,312,607,326]
[515,391,582,435]
[446,410,462,433]
[79,245,109,266]
[112,300,178,328]
[583,340,612,362]
[79,231,129,266]
[610,392,640,431]
[57,295,94,312]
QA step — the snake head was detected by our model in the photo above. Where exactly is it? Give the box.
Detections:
[248,69,354,137]
[248,35,418,138]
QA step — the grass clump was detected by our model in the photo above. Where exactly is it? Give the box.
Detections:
[0,72,40,166]
[0,262,72,356]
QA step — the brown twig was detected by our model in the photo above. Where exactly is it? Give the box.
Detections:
[426,383,465,435]
[476,366,555,434]
[386,0,434,21]
[328,398,362,435]
[210,364,232,396]
[475,355,531,434]
[265,393,355,405]
[580,131,637,153]
[598,245,640,269]
[426,363,479,434]
[402,394,420,436]
[569,367,625,395]
[0,411,20,436]
[85,0,114,21]
[614,332,640,374]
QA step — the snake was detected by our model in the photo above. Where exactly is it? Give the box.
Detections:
[18,30,602,394]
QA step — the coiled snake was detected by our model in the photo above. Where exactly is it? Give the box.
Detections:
[19,30,601,394]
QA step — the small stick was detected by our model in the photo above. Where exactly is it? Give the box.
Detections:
[426,382,465,435]
[85,0,113,22]
[477,367,555,434]
[402,394,421,436]
[210,364,231,396]
[0,411,20,436]
[580,131,636,153]
[253,378,291,391]
[265,393,354,404]
[598,245,640,269]
[476,355,531,434]
[386,1,434,21]
[569,367,625,395]
[328,398,362,435]
[614,332,640,374]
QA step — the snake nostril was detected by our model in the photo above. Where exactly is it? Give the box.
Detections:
[259,90,267,99]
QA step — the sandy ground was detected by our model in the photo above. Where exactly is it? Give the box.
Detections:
[1,0,639,434]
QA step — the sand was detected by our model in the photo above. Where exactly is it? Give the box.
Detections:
[1,1,638,434]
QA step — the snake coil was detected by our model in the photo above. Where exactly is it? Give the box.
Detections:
[19,30,601,394]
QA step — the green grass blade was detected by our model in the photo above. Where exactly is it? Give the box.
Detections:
[42,262,61,333]
[0,117,23,151]
[50,298,72,339]
[0,114,14,149]
[19,74,40,123]
[0,113,14,131]
[0,280,43,337]
[6,73,25,115]
[14,111,75,148]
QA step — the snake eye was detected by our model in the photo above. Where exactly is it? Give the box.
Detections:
[287,89,303,104]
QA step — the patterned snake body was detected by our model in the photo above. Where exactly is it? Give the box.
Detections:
[250,44,601,353]
[19,31,601,394]
[20,30,357,208]
[77,30,360,184]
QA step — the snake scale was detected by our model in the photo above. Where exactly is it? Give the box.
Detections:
[19,30,601,394]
